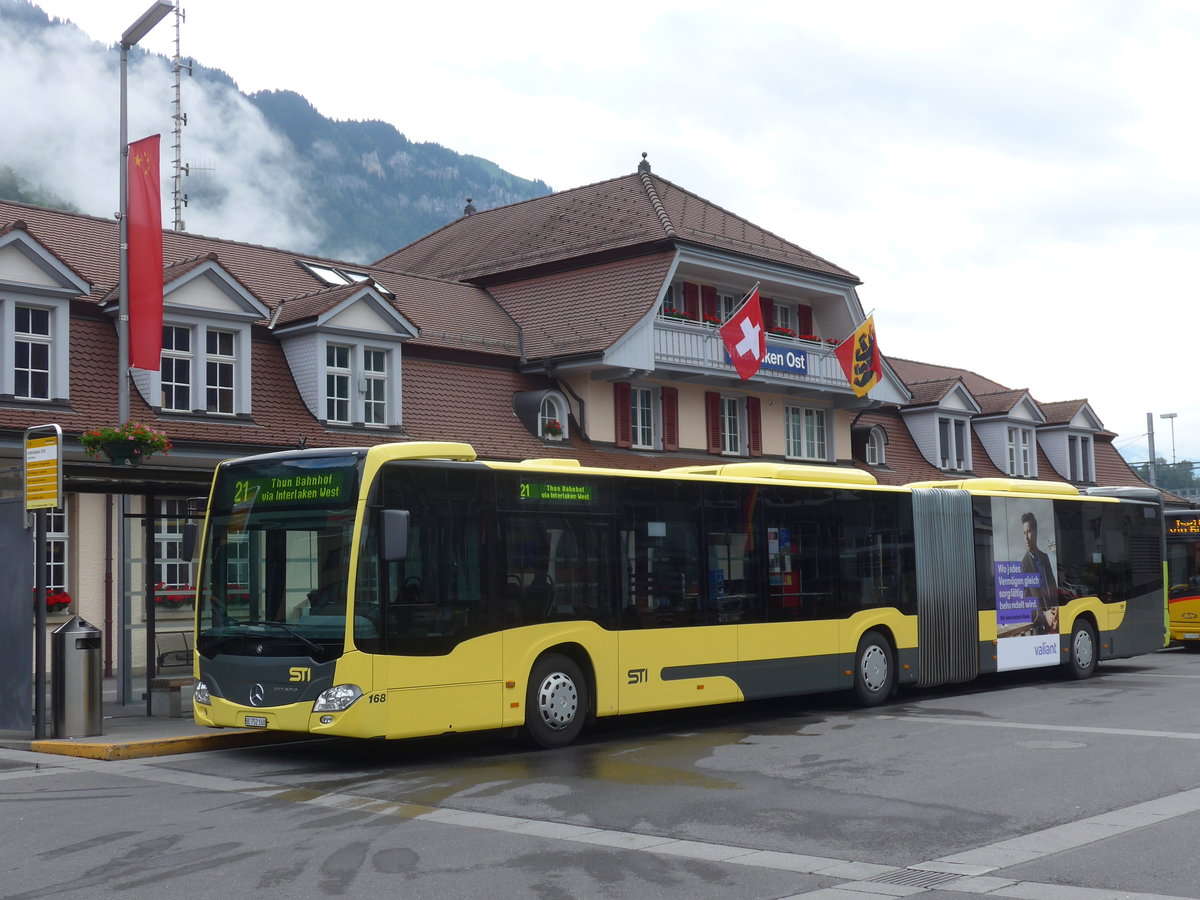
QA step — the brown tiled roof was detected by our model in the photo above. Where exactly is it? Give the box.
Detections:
[888,357,1010,396]
[975,388,1034,417]
[488,252,675,358]
[904,378,962,406]
[1038,399,1091,426]
[375,171,858,284]
[0,200,518,356]
[271,283,365,328]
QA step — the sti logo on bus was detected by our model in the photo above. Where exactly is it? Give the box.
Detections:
[627,668,648,685]
[289,667,311,682]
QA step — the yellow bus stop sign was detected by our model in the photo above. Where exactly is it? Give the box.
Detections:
[24,425,62,511]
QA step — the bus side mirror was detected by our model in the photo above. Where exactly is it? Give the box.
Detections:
[382,509,410,561]
[181,523,198,561]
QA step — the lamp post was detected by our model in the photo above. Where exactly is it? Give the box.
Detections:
[1161,412,1179,467]
[118,1,174,425]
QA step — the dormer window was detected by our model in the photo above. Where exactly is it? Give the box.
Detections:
[15,304,51,400]
[1007,426,1034,477]
[539,395,566,440]
[866,427,886,466]
[154,322,247,416]
[322,340,395,428]
[938,416,970,471]
[1068,434,1093,482]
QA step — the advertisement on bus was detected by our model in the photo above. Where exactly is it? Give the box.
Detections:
[992,498,1061,670]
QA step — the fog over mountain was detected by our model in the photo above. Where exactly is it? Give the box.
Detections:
[0,0,550,262]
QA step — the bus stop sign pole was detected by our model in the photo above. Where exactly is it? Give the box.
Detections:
[25,424,62,740]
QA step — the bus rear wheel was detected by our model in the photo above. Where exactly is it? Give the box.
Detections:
[521,653,587,749]
[1063,619,1098,680]
[854,630,894,706]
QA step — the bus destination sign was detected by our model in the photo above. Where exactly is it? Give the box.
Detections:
[1169,518,1200,536]
[519,481,593,502]
[230,470,348,506]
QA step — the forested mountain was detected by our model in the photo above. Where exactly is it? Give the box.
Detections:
[0,0,551,262]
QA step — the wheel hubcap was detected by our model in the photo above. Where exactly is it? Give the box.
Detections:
[1074,629,1094,670]
[536,672,578,730]
[861,645,888,693]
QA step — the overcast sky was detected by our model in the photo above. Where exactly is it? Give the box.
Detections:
[15,0,1200,466]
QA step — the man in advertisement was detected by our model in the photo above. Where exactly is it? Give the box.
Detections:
[1020,511,1059,635]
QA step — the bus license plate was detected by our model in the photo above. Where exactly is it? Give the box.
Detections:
[244,716,268,728]
[1183,633,1199,640]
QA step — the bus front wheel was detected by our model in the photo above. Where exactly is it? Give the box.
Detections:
[1063,619,1098,680]
[854,630,894,706]
[521,653,587,749]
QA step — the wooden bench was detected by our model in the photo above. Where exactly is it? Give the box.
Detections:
[149,675,194,717]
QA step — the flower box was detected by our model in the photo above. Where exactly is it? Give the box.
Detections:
[81,422,172,466]
[40,589,72,614]
[542,419,563,439]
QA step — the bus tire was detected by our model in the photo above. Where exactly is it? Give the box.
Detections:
[853,630,894,706]
[1063,618,1098,680]
[521,653,587,749]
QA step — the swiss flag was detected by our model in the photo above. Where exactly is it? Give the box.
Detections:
[720,287,766,380]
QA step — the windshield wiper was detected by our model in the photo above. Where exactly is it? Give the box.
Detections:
[235,619,325,657]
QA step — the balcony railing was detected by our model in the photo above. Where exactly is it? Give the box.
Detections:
[654,318,847,387]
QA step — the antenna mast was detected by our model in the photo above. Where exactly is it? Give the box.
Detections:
[170,4,191,231]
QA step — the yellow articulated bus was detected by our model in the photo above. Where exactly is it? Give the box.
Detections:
[1166,511,1200,648]
[190,442,1166,748]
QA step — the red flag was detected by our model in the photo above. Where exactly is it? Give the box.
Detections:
[127,134,163,371]
[835,315,881,397]
[720,287,766,380]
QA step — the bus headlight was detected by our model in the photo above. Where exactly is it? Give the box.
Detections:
[313,684,363,712]
[194,679,211,706]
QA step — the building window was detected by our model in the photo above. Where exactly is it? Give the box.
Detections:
[46,503,67,594]
[161,325,191,411]
[938,416,969,471]
[1068,435,1094,482]
[866,428,886,466]
[363,349,387,426]
[631,387,654,448]
[1007,426,1033,477]
[721,396,742,455]
[15,305,51,400]
[326,344,352,423]
[773,303,794,333]
[785,405,827,460]
[539,395,567,440]
[718,291,740,322]
[205,329,235,414]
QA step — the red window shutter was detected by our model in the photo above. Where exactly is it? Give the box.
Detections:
[762,298,775,329]
[683,282,699,319]
[614,382,632,448]
[747,397,762,457]
[797,304,813,335]
[705,391,722,454]
[701,285,717,320]
[662,387,679,451]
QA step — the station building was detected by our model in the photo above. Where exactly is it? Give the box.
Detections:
[0,156,1152,694]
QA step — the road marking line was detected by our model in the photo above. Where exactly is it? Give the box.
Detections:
[876,714,1200,741]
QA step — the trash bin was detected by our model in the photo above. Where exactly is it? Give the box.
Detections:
[51,616,102,738]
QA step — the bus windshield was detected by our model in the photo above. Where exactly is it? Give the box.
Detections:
[196,453,363,661]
